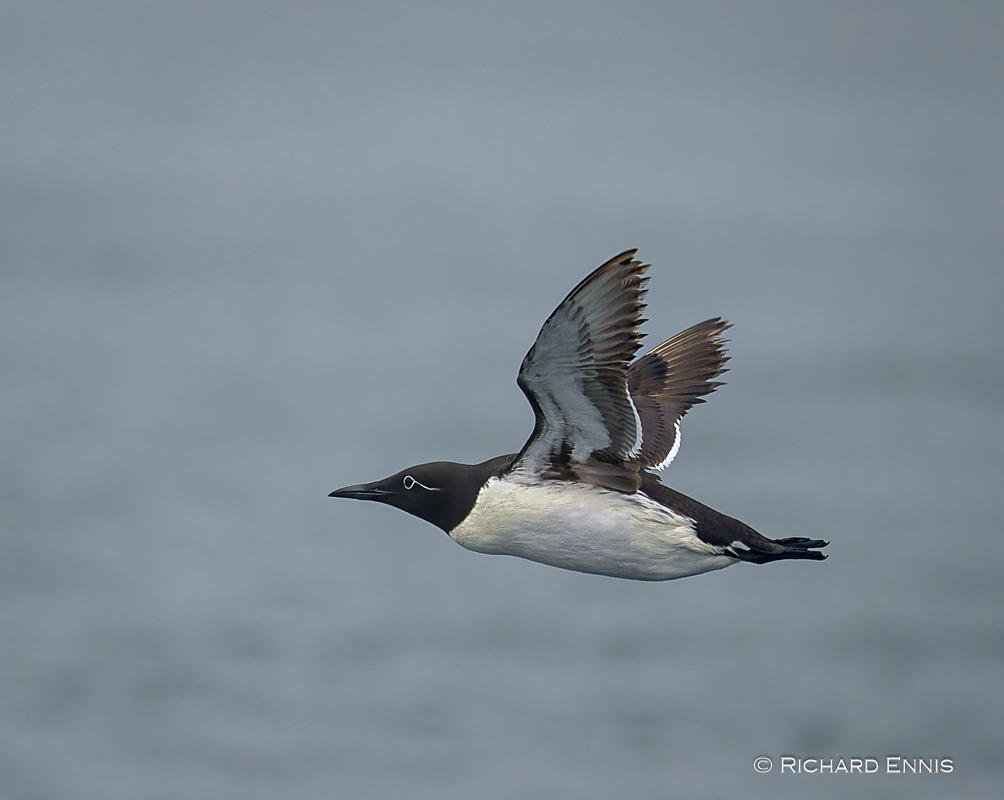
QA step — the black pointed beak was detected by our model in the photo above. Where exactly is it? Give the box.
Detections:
[328,483,392,501]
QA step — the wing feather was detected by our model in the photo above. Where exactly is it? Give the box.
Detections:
[628,318,731,469]
[511,250,648,490]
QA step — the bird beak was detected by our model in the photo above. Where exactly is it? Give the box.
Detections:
[328,483,392,501]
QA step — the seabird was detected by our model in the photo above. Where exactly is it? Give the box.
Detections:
[330,250,828,581]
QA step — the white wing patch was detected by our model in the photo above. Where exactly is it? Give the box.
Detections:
[627,394,643,459]
[650,421,681,471]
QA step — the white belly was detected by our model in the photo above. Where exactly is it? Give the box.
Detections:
[449,478,735,581]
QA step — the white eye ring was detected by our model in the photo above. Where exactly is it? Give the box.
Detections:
[402,475,438,491]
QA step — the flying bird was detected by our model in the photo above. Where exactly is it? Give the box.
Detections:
[330,250,828,581]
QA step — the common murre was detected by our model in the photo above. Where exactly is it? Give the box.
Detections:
[330,250,828,581]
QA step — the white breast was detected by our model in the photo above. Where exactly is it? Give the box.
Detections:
[449,478,734,581]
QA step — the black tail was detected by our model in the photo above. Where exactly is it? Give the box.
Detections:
[727,537,829,565]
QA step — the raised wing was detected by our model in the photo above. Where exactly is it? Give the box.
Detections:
[510,250,648,491]
[628,318,731,470]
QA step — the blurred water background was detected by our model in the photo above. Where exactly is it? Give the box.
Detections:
[2,2,1002,798]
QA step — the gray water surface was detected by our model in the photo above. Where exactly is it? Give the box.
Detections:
[2,3,1002,798]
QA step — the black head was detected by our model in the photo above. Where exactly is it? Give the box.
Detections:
[329,455,514,532]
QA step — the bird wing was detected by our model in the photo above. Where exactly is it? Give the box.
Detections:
[627,318,731,470]
[509,250,648,492]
